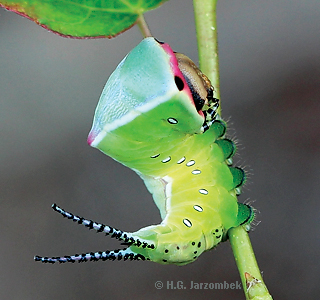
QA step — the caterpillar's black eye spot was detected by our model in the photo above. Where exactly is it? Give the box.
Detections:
[192,242,195,246]
[215,229,219,232]
[175,76,184,91]
[197,242,201,248]
[194,251,197,254]
[165,249,169,253]
[163,259,167,262]
[177,246,180,250]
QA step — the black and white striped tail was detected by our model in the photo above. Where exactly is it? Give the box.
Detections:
[34,204,155,264]
[34,248,148,264]
[50,204,154,249]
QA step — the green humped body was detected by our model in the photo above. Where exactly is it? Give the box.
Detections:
[35,37,252,265]
[87,37,250,265]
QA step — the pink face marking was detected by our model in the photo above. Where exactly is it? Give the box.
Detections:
[87,129,99,146]
[160,43,205,118]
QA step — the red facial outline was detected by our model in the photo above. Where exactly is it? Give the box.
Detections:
[159,42,205,118]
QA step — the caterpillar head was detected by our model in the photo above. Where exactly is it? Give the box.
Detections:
[87,37,218,158]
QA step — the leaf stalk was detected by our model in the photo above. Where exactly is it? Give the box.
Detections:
[137,14,152,38]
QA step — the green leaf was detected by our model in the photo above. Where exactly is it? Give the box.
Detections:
[0,0,167,38]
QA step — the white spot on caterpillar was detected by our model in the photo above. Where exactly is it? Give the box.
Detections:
[183,219,192,227]
[186,160,195,167]
[193,205,203,212]
[150,154,160,158]
[161,157,171,163]
[167,118,178,124]
[177,157,186,164]
[191,170,201,175]
[199,189,208,195]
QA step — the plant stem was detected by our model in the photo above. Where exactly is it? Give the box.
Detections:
[136,14,152,38]
[229,226,273,300]
[193,1,273,299]
[193,0,220,115]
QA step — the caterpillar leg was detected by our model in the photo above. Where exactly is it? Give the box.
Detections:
[236,203,256,231]
[201,96,220,132]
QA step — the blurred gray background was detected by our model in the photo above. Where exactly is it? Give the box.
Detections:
[1,0,319,299]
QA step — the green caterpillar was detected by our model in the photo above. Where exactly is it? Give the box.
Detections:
[35,37,254,266]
